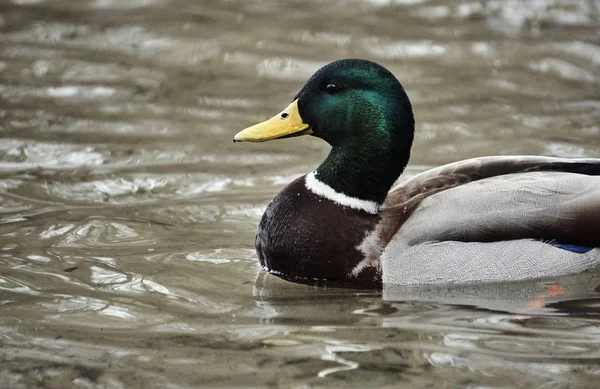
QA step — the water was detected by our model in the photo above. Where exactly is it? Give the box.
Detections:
[1,0,600,387]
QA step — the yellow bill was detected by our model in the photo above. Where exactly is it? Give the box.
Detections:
[234,99,312,142]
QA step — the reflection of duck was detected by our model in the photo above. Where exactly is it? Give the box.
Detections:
[383,270,600,315]
[253,268,600,316]
[235,59,600,288]
[252,271,381,325]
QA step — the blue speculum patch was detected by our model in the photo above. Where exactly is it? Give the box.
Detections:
[552,243,594,254]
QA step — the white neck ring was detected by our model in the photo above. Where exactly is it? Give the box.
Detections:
[304,171,380,215]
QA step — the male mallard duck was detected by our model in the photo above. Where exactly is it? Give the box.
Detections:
[234,59,600,288]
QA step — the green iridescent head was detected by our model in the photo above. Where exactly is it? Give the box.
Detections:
[235,59,415,204]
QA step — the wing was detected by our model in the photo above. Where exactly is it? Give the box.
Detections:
[385,155,600,206]
[396,171,600,247]
[361,156,600,285]
[372,156,600,251]
[377,170,600,284]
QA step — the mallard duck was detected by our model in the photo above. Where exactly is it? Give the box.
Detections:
[234,59,600,288]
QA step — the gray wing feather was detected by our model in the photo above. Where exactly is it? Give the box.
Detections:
[382,240,600,285]
[377,157,600,285]
[398,171,600,246]
[388,155,600,204]
[370,156,600,262]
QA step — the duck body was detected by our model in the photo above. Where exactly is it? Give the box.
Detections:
[235,59,600,288]
[257,157,600,287]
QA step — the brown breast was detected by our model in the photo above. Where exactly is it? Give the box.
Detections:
[256,175,382,288]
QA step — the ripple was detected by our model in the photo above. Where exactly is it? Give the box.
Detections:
[43,176,169,203]
[12,0,43,4]
[412,5,451,20]
[94,0,164,9]
[185,248,255,264]
[225,205,265,223]
[6,22,89,44]
[0,274,40,296]
[426,352,465,368]
[529,58,597,83]
[479,0,598,31]
[186,251,230,264]
[90,265,128,285]
[111,275,177,297]
[362,39,447,59]
[46,85,116,98]
[40,296,150,327]
[47,295,108,314]
[1,140,104,167]
[197,96,258,108]
[39,224,76,239]
[51,219,156,248]
[0,81,135,104]
[89,26,173,56]
[256,57,325,81]
[99,305,136,320]
[471,42,497,57]
[140,204,221,224]
[223,51,263,66]
[59,59,164,86]
[26,254,51,263]
[544,142,589,158]
[291,30,353,47]
[552,41,600,66]
[363,0,428,6]
[0,179,23,191]
[175,177,232,195]
[49,119,174,137]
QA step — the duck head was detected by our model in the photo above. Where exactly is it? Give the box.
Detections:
[235,59,415,206]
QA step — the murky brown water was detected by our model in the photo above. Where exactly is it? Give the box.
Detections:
[1,0,600,388]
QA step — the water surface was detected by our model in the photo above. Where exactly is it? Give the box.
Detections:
[1,0,600,388]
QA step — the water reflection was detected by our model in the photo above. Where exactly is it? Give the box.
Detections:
[250,269,600,386]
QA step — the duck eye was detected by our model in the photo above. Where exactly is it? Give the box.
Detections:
[325,83,338,94]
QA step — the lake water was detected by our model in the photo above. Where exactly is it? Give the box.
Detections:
[1,0,600,388]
